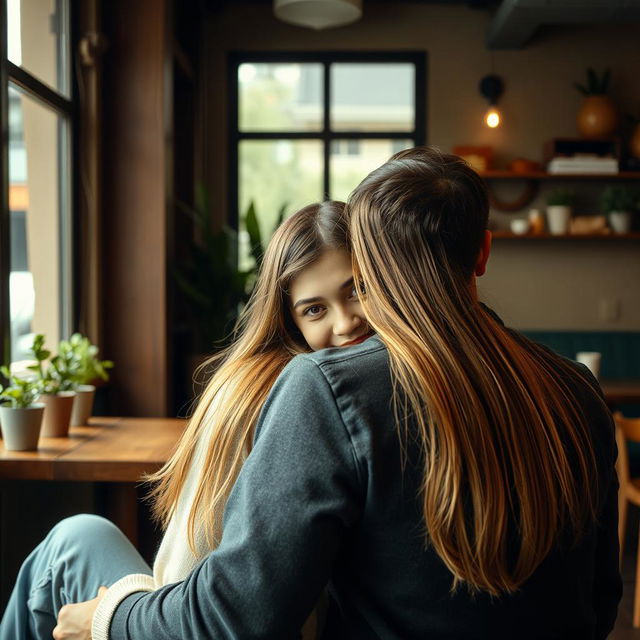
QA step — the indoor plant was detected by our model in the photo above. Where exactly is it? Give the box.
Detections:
[601,185,637,233]
[173,188,254,355]
[0,366,44,451]
[28,334,76,437]
[173,190,286,354]
[546,188,574,235]
[574,67,618,138]
[64,333,114,426]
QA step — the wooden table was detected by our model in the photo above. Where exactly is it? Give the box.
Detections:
[0,417,185,543]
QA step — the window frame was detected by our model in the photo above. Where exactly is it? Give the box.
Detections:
[0,0,76,366]
[228,50,427,227]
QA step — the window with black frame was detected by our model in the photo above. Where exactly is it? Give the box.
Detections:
[0,0,73,367]
[229,52,426,267]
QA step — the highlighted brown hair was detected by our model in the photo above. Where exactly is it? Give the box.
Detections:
[347,146,599,595]
[147,201,348,551]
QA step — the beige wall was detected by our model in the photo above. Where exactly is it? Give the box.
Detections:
[204,3,640,330]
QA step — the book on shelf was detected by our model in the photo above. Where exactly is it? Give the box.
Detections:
[547,157,619,174]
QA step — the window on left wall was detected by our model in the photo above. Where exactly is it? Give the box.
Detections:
[1,0,73,366]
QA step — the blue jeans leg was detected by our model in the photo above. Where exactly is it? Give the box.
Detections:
[0,513,152,640]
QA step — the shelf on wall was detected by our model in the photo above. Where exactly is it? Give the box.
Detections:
[492,232,640,240]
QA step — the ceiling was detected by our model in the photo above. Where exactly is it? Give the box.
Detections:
[205,0,640,49]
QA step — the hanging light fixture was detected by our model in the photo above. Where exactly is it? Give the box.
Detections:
[274,0,363,30]
[479,74,504,129]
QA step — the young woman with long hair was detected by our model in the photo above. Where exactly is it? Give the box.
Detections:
[54,148,620,640]
[1,200,373,640]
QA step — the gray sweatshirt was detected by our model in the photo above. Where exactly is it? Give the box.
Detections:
[110,331,620,639]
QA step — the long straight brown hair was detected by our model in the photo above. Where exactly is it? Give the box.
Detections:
[347,147,601,596]
[147,201,348,551]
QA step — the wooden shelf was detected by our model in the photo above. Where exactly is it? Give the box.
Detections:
[492,232,640,240]
[480,171,640,180]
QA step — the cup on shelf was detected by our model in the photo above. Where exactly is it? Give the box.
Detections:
[510,219,530,235]
[546,206,572,235]
[528,208,545,234]
[576,351,602,380]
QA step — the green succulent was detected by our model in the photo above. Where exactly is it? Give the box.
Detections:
[24,333,112,394]
[63,333,113,386]
[546,188,575,207]
[0,366,41,409]
[574,67,611,97]
[601,185,637,213]
[26,334,62,395]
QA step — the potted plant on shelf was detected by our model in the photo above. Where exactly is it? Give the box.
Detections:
[28,334,77,437]
[65,333,113,426]
[0,366,44,451]
[574,67,618,139]
[601,185,637,234]
[546,188,574,235]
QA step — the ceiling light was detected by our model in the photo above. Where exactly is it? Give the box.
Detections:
[274,0,363,30]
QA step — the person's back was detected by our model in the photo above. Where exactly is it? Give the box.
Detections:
[303,328,618,639]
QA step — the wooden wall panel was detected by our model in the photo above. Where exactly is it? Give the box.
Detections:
[102,0,171,416]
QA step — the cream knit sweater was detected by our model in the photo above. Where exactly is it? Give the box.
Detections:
[91,397,227,640]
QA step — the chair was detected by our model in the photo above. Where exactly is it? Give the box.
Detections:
[614,412,640,627]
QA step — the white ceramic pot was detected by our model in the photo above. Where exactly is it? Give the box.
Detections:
[546,206,572,235]
[608,211,632,234]
[39,391,76,437]
[70,385,96,426]
[0,404,44,451]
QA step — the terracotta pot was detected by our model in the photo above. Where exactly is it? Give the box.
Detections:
[70,385,96,426]
[577,96,618,138]
[39,391,76,437]
[630,123,640,159]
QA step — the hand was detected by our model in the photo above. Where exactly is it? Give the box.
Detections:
[52,586,108,640]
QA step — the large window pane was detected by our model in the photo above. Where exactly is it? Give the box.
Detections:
[6,0,70,96]
[330,139,414,202]
[9,85,66,362]
[239,63,323,132]
[331,63,415,132]
[239,140,323,266]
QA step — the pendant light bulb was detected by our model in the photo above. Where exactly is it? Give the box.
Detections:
[485,106,501,128]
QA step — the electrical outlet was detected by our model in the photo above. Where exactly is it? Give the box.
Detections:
[599,298,621,322]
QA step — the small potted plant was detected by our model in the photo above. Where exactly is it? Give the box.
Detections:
[546,188,574,235]
[601,186,636,233]
[0,366,44,451]
[574,67,618,138]
[28,334,77,437]
[65,333,113,426]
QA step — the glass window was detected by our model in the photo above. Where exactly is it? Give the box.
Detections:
[2,0,73,367]
[231,53,424,264]
[7,0,71,97]
[239,139,323,263]
[8,85,70,362]
[331,63,415,132]
[330,139,414,202]
[239,63,323,132]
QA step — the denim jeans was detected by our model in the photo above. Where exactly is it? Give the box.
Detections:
[0,514,152,640]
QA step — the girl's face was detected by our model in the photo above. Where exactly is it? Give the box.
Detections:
[289,248,372,351]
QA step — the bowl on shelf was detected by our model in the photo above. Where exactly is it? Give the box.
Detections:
[510,219,531,235]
